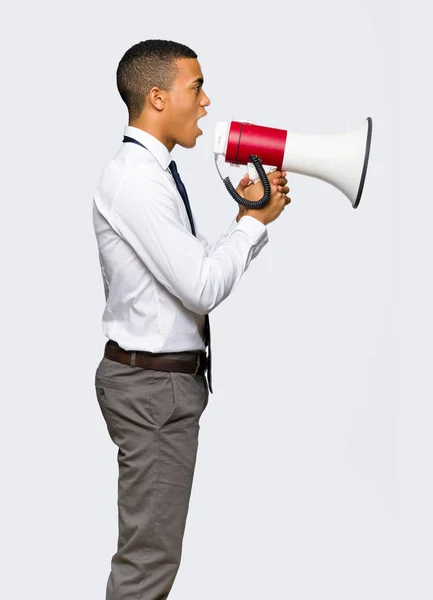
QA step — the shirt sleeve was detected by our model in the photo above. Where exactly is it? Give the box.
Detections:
[195,217,237,256]
[193,217,269,260]
[195,217,265,261]
[110,167,269,315]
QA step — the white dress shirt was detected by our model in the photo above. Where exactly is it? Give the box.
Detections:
[92,125,269,353]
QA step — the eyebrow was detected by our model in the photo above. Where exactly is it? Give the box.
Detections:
[191,77,204,85]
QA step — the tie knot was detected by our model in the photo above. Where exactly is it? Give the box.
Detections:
[169,160,178,176]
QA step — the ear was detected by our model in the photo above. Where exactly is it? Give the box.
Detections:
[148,87,166,111]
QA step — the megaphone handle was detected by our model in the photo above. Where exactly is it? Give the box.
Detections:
[248,163,277,184]
[222,155,272,209]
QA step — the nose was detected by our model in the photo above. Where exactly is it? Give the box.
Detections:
[201,91,211,107]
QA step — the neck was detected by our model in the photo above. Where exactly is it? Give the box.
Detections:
[129,117,176,153]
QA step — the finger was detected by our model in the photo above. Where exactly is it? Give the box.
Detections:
[277,185,290,194]
[270,171,283,184]
[273,177,289,187]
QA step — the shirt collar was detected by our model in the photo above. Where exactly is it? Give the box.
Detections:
[123,125,172,171]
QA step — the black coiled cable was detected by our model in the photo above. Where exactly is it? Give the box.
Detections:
[223,154,272,209]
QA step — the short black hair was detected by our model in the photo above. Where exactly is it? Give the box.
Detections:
[116,39,197,122]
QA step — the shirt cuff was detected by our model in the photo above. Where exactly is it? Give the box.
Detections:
[233,215,268,244]
[225,217,238,237]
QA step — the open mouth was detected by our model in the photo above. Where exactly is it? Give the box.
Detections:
[196,113,207,134]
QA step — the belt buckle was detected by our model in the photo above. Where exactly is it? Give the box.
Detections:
[193,352,203,375]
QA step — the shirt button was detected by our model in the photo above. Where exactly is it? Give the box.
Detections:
[100,387,105,396]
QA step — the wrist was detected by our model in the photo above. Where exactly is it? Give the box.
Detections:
[236,208,247,223]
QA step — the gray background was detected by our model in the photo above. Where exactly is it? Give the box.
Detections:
[1,0,430,598]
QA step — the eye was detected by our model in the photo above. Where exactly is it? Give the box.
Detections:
[194,85,202,93]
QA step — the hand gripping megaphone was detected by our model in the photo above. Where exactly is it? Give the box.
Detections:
[213,118,373,209]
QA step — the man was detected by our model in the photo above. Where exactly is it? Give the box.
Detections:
[93,39,290,599]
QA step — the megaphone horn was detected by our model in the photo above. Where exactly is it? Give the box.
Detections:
[213,118,373,209]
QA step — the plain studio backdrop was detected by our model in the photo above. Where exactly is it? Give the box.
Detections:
[0,0,431,598]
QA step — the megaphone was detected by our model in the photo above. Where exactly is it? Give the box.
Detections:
[213,118,373,209]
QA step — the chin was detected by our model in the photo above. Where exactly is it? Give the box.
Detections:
[178,138,198,149]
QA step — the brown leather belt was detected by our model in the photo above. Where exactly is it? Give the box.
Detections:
[104,340,207,375]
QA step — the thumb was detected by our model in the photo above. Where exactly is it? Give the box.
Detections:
[236,173,250,190]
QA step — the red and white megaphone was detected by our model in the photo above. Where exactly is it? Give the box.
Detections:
[213,118,373,209]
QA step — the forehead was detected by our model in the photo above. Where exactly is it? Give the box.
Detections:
[174,58,203,86]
